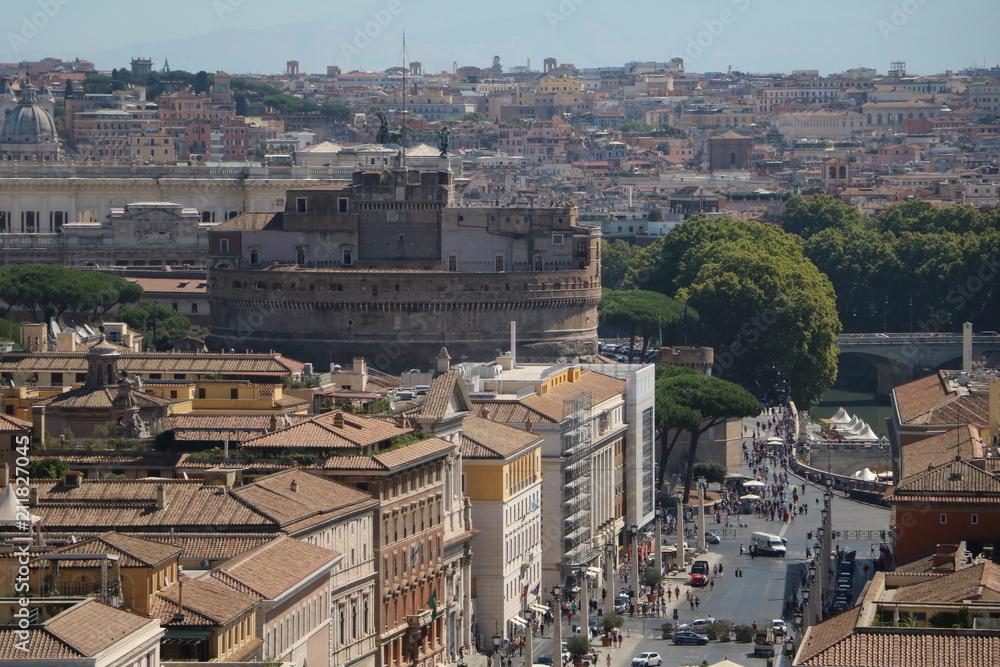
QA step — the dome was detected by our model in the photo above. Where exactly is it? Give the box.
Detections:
[87,336,121,357]
[2,83,57,144]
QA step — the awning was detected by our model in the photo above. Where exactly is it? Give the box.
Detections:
[530,604,550,614]
[509,615,528,627]
[162,628,212,644]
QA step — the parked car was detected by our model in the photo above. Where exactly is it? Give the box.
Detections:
[632,652,663,666]
[672,631,710,646]
[704,530,721,544]
[770,619,790,638]
[614,594,631,614]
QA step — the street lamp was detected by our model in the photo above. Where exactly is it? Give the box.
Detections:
[808,562,817,581]
[654,507,664,576]
[802,587,810,602]
[785,636,795,659]
[552,584,563,667]
[821,506,829,522]
[697,477,707,554]
[794,611,803,629]
[491,633,502,667]
[630,524,639,601]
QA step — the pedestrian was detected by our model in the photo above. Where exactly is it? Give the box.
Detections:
[740,544,744,556]
[710,578,715,590]
[752,620,758,634]
[718,563,723,576]
[695,595,701,609]
[870,543,876,557]
[675,586,680,599]
[690,597,695,610]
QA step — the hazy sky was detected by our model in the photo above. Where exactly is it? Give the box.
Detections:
[3,0,997,76]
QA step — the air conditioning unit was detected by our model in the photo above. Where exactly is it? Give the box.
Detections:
[199,559,211,568]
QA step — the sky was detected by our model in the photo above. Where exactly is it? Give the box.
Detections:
[3,0,998,77]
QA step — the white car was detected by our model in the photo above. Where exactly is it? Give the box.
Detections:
[678,617,716,632]
[770,619,790,637]
[632,652,662,667]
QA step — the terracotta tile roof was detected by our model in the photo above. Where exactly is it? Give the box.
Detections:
[0,630,79,659]
[213,211,283,231]
[30,478,276,531]
[35,384,174,409]
[886,459,1000,504]
[890,562,999,603]
[128,277,208,294]
[158,413,308,442]
[795,604,865,664]
[154,576,257,625]
[900,426,983,479]
[10,599,159,658]
[0,413,31,432]
[917,394,990,426]
[893,373,952,424]
[38,531,182,568]
[469,400,555,425]
[318,437,456,473]
[0,351,303,376]
[230,469,374,527]
[366,368,401,390]
[796,624,1000,666]
[132,533,276,560]
[240,411,412,450]
[419,369,472,423]
[521,370,626,421]
[211,535,340,599]
[459,415,542,459]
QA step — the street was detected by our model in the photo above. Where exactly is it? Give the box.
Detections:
[472,411,891,667]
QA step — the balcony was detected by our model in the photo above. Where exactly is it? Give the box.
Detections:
[406,609,433,629]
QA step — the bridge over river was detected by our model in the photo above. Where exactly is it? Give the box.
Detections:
[836,332,1000,393]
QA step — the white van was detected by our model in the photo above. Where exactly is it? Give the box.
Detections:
[751,532,787,556]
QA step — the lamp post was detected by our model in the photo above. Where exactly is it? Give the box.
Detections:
[697,477,707,554]
[675,494,686,572]
[551,584,563,666]
[654,508,664,575]
[604,543,615,593]
[491,632,502,667]
[523,609,533,667]
[580,570,590,641]
[630,523,639,603]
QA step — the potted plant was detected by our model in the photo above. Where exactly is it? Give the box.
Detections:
[565,635,592,666]
[601,612,623,645]
[659,622,674,639]
[734,624,755,643]
[713,620,735,642]
[643,568,664,601]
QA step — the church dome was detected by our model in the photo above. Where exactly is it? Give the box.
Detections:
[2,83,57,144]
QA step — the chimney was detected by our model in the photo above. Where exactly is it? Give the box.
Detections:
[480,407,490,420]
[963,322,972,373]
[29,486,38,506]
[525,418,532,433]
[0,462,9,487]
[172,573,186,623]
[332,412,345,428]
[436,347,451,374]
[268,413,278,432]
[31,405,45,446]
[156,484,167,510]
[290,479,298,493]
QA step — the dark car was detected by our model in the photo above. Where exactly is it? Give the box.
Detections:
[673,631,710,646]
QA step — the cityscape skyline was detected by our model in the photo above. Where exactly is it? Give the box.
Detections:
[4,0,999,76]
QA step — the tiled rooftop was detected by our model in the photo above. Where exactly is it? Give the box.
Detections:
[211,534,340,599]
[459,415,541,459]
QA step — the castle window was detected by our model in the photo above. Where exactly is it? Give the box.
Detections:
[219,239,229,253]
[495,254,505,272]
[552,233,564,245]
[338,197,349,213]
[249,247,259,265]
[296,197,308,213]
[342,248,353,265]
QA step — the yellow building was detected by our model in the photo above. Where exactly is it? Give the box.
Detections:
[142,381,309,414]
[461,414,544,641]
[538,75,585,94]
[129,126,175,163]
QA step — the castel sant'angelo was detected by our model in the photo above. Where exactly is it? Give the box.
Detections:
[207,148,601,372]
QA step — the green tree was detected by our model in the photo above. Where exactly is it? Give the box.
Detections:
[320,103,353,121]
[654,365,704,490]
[28,457,69,479]
[693,461,728,485]
[639,217,840,409]
[565,635,591,660]
[602,612,624,631]
[116,301,194,350]
[648,206,663,222]
[0,265,142,323]
[193,70,211,94]
[462,112,489,123]
[657,372,762,501]
[0,318,20,347]
[598,289,693,361]
[656,141,671,154]
[82,75,113,95]
[782,194,865,239]
[64,79,75,100]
